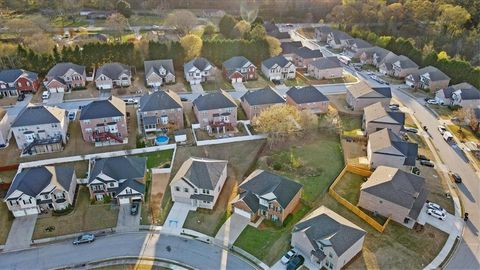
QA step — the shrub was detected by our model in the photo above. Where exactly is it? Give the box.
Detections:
[52,205,73,216]
[103,195,112,204]
[272,162,282,170]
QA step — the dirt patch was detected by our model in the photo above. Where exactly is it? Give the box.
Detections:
[145,173,170,224]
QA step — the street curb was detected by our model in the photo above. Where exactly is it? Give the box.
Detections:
[52,256,196,270]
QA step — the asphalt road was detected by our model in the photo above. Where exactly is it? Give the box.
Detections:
[0,232,255,270]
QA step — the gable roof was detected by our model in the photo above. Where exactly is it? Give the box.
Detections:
[223,56,253,71]
[293,206,366,257]
[364,102,405,126]
[415,66,450,81]
[240,86,285,106]
[0,69,38,83]
[89,156,146,184]
[369,128,418,166]
[346,38,372,49]
[440,83,480,100]
[314,25,332,34]
[139,90,182,112]
[184,57,213,72]
[262,55,292,69]
[192,90,237,111]
[116,178,145,196]
[172,157,228,190]
[268,30,291,40]
[11,105,64,127]
[329,30,352,44]
[144,59,175,79]
[47,62,85,77]
[309,57,342,70]
[95,62,131,80]
[347,82,391,99]
[362,46,393,59]
[79,96,125,120]
[294,47,323,59]
[281,41,303,55]
[286,86,329,104]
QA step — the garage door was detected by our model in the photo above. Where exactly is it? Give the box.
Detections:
[25,208,39,215]
[13,210,26,217]
[119,197,130,204]
[232,77,242,83]
[97,84,112,90]
[234,207,251,219]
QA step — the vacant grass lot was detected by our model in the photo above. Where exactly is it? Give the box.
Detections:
[33,186,118,239]
[0,203,13,244]
[136,149,174,169]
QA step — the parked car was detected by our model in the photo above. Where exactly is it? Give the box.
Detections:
[450,172,462,183]
[272,79,283,85]
[438,125,447,135]
[180,97,188,102]
[73,233,95,245]
[68,111,76,121]
[17,93,25,101]
[286,254,305,270]
[427,99,438,105]
[443,131,453,142]
[42,91,50,100]
[130,202,139,215]
[281,249,297,264]
[420,160,435,167]
[404,127,418,133]
[411,166,420,175]
[427,208,446,220]
[417,155,430,161]
[124,98,138,105]
[389,105,399,111]
[427,202,446,214]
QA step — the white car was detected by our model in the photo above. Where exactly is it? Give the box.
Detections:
[427,208,446,220]
[42,91,50,100]
[427,202,446,214]
[281,249,296,264]
[438,125,447,135]
[427,99,438,105]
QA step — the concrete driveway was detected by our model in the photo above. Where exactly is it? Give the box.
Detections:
[44,92,64,105]
[417,204,463,236]
[116,203,141,232]
[4,214,38,251]
[162,202,195,235]
[190,84,204,93]
[232,82,247,91]
[214,213,249,247]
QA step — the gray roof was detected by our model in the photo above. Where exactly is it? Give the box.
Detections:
[139,90,182,112]
[347,38,372,49]
[144,59,175,79]
[369,128,418,166]
[116,179,145,196]
[262,55,291,69]
[293,206,366,257]
[286,86,329,104]
[309,57,342,70]
[11,105,64,127]
[314,25,332,34]
[184,57,213,72]
[281,41,303,55]
[364,102,405,126]
[240,86,285,106]
[362,166,426,209]
[95,63,131,80]
[173,157,228,190]
[329,30,352,44]
[0,69,38,83]
[222,56,252,71]
[47,62,85,77]
[384,55,418,69]
[348,82,392,99]
[192,90,236,111]
[6,166,74,199]
[294,47,323,59]
[416,66,450,81]
[362,46,392,59]
[441,83,480,100]
[264,21,278,33]
[89,156,146,184]
[268,30,290,39]
[239,170,303,210]
[79,96,125,120]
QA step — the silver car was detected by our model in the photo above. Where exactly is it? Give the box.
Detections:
[73,233,95,245]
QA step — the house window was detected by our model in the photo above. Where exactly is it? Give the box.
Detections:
[161,115,168,125]
[226,107,233,112]
[194,188,198,193]
[175,186,180,192]
[44,194,49,199]
[83,120,90,124]
[184,187,189,192]
[329,252,333,258]
[18,82,22,87]
[51,123,58,128]
[109,183,115,187]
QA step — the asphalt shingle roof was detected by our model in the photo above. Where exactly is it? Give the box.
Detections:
[240,86,285,106]
[79,96,125,120]
[363,102,405,125]
[440,83,480,100]
[139,90,182,112]
[416,66,450,81]
[281,41,303,55]
[347,82,391,99]
[144,59,175,79]
[11,105,64,127]
[286,86,329,104]
[95,63,131,80]
[0,69,38,83]
[294,47,323,59]
[116,178,145,196]
[89,156,146,184]
[309,57,342,69]
[369,128,418,166]
[262,55,291,69]
[46,62,85,77]
[172,157,228,190]
[192,90,236,111]
[222,56,251,71]
[184,57,213,72]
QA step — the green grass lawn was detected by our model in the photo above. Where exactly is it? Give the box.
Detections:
[284,75,309,87]
[339,114,363,136]
[203,77,233,91]
[0,203,13,244]
[237,102,248,120]
[243,76,274,89]
[334,172,366,203]
[448,124,479,143]
[429,105,454,120]
[136,149,174,169]
[0,169,17,184]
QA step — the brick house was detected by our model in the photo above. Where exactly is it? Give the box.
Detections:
[307,57,343,80]
[192,90,237,130]
[292,47,323,69]
[139,90,184,134]
[346,82,391,111]
[286,86,329,114]
[405,66,451,92]
[222,56,257,83]
[363,102,405,135]
[44,62,86,92]
[94,62,132,90]
[240,86,285,120]
[0,69,40,97]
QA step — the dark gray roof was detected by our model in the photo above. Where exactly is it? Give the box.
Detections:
[239,170,303,209]
[417,66,450,81]
[95,63,131,80]
[372,87,392,98]
[192,90,236,111]
[370,128,418,166]
[116,179,145,196]
[0,69,38,83]
[144,59,175,78]
[364,102,405,126]
[222,56,252,71]
[441,83,480,100]
[79,96,125,120]
[47,62,85,77]
[286,86,329,104]
[264,21,278,33]
[293,206,366,257]
[174,157,228,190]
[6,166,74,199]
[314,25,332,34]
[240,86,285,106]
[89,156,146,184]
[329,30,352,44]
[139,90,182,112]
[184,57,212,71]
[309,57,342,69]
[281,41,303,55]
[294,47,323,59]
[393,55,418,69]
[262,55,291,69]
[12,105,63,127]
[346,38,372,49]
[268,30,290,39]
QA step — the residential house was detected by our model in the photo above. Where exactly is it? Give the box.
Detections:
[359,47,396,67]
[307,57,343,80]
[144,59,176,87]
[44,62,86,92]
[79,96,128,146]
[94,62,132,90]
[139,90,184,134]
[4,165,77,217]
[405,66,450,92]
[184,57,215,85]
[231,170,303,223]
[281,41,303,60]
[344,38,373,57]
[286,86,329,114]
[363,102,405,135]
[346,82,392,111]
[378,55,419,78]
[0,108,12,147]
[314,25,333,42]
[261,55,296,81]
[170,157,228,209]
[240,86,285,120]
[11,105,68,155]
[222,56,257,83]
[193,90,237,130]
[367,128,418,169]
[264,21,290,41]
[87,156,146,204]
[292,47,323,69]
[292,206,366,270]
[470,108,480,133]
[358,166,427,227]
[436,83,480,108]
[326,30,353,49]
[0,69,39,97]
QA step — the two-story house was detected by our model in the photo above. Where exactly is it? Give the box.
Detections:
[359,46,395,66]
[326,30,352,49]
[94,62,132,90]
[307,57,344,80]
[184,57,215,85]
[232,170,303,224]
[87,156,147,204]
[240,86,285,120]
[292,206,366,270]
[11,105,68,156]
[139,90,184,134]
[79,96,128,146]
[222,56,257,83]
[144,59,176,87]
[314,25,333,42]
[170,157,228,209]
[0,108,12,147]
[379,55,419,78]
[281,41,303,60]
[292,47,323,69]
[286,86,329,114]
[367,128,418,169]
[4,165,77,217]
[261,55,296,81]
[405,66,451,92]
[435,82,480,108]
[0,69,40,97]
[192,90,238,130]
[344,38,373,57]
[363,102,405,135]
[44,62,86,92]
[346,82,392,111]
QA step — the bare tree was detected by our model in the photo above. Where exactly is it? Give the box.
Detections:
[165,10,198,36]
[106,13,129,41]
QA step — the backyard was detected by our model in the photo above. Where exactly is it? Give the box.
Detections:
[136,148,175,169]
[0,203,13,244]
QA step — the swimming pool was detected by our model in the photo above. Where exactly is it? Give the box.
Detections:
[155,135,169,145]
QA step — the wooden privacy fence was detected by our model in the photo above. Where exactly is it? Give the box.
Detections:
[329,164,390,232]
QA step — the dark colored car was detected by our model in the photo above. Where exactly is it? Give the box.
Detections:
[130,202,139,215]
[417,155,430,161]
[451,173,462,183]
[411,166,420,175]
[286,254,305,270]
[180,97,188,102]
[73,233,95,245]
[17,94,25,101]
[420,160,435,167]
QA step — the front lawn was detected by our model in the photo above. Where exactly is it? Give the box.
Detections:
[136,149,174,169]
[243,76,274,89]
[448,124,479,143]
[284,75,309,87]
[429,104,454,120]
[0,203,13,244]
